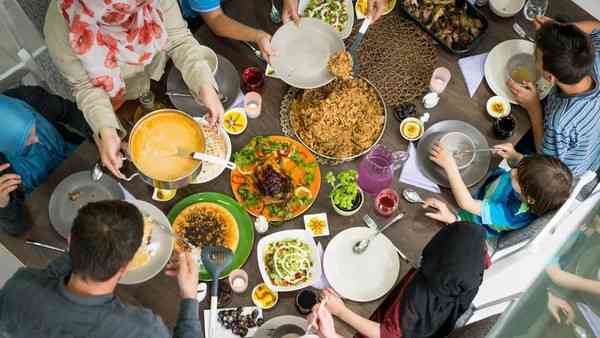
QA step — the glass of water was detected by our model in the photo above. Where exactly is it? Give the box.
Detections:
[523,0,548,21]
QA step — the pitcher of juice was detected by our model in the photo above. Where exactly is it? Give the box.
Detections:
[358,145,408,196]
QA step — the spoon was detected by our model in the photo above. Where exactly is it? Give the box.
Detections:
[353,212,405,254]
[453,148,494,155]
[172,147,236,170]
[513,23,534,42]
[90,160,139,182]
[348,17,371,76]
[402,189,425,204]
[304,298,328,336]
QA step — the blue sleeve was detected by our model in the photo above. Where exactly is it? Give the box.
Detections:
[590,29,600,53]
[480,199,533,232]
[173,299,202,338]
[188,0,221,13]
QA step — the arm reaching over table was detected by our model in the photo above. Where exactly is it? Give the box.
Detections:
[429,143,482,215]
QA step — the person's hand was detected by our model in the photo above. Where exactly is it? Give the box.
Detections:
[322,288,346,317]
[547,291,575,325]
[254,30,274,64]
[429,143,457,171]
[197,85,224,129]
[282,0,300,25]
[533,16,553,30]
[423,198,457,224]
[0,163,20,208]
[165,250,199,299]
[493,143,523,162]
[94,128,124,179]
[506,79,541,112]
[368,0,387,23]
[307,303,337,338]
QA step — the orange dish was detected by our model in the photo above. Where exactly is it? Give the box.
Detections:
[230,136,321,222]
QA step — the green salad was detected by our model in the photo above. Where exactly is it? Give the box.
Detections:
[303,0,348,33]
[263,239,314,287]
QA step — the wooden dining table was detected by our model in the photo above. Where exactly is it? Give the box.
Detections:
[0,0,593,336]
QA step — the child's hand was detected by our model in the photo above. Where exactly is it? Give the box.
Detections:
[429,143,457,171]
[493,143,524,162]
[423,198,457,224]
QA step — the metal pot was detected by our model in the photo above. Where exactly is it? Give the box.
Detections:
[127,109,206,190]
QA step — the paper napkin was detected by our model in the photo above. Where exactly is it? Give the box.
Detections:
[312,242,331,290]
[458,52,488,97]
[399,143,441,193]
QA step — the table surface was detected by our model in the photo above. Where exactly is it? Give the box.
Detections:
[0,0,593,336]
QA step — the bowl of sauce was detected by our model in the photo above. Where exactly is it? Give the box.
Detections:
[400,117,424,141]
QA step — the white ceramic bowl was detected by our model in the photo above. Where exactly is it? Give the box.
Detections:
[490,0,526,18]
[486,96,511,119]
[257,229,322,292]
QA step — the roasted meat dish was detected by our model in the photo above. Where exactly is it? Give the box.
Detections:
[256,164,292,200]
[403,0,483,50]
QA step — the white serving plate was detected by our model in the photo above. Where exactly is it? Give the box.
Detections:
[257,229,322,292]
[484,39,554,105]
[323,227,400,302]
[299,0,354,40]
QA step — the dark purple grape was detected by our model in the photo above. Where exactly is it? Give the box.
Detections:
[393,103,417,122]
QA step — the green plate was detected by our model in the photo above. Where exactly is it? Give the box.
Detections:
[168,192,255,281]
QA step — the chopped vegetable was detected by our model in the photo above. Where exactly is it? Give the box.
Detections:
[263,239,314,286]
[304,0,348,33]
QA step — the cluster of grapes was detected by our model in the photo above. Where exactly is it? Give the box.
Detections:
[392,103,417,122]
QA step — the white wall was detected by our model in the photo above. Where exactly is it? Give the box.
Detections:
[573,0,600,19]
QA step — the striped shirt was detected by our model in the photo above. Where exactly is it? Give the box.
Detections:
[542,30,600,176]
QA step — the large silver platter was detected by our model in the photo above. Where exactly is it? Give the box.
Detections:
[49,171,124,239]
[167,54,241,117]
[271,18,345,89]
[416,120,491,188]
[287,76,387,161]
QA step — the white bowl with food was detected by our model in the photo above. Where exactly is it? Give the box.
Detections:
[257,229,322,292]
[486,96,511,119]
[489,0,526,18]
[299,0,354,39]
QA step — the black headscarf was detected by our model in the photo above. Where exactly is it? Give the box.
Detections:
[400,222,486,338]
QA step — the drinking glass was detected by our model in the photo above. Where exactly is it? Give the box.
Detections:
[374,189,400,217]
[494,115,516,139]
[242,67,265,93]
[523,0,548,21]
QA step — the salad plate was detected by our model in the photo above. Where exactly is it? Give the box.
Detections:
[299,0,354,40]
[257,229,322,292]
[167,192,254,281]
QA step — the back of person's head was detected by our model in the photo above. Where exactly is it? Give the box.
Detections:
[70,200,143,282]
[518,155,572,215]
[536,21,596,85]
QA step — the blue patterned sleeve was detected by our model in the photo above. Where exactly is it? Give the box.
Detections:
[480,200,533,232]
[590,29,600,52]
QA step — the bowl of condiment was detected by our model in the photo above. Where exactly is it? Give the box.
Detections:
[252,283,279,310]
[223,108,248,135]
[228,269,249,293]
[400,117,425,141]
[295,288,319,315]
[490,0,525,18]
[486,96,511,119]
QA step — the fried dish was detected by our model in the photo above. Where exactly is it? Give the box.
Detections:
[403,0,483,50]
[327,51,353,80]
[290,78,384,159]
[172,203,239,252]
[129,216,154,270]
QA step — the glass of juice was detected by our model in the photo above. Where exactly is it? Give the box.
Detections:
[242,67,265,93]
[374,188,400,217]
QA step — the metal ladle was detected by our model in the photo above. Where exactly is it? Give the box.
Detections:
[352,212,405,254]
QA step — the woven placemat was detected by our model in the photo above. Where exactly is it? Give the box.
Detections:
[346,12,438,106]
[280,12,438,165]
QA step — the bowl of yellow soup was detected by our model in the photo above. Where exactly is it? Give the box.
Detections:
[129,109,206,190]
[399,117,424,141]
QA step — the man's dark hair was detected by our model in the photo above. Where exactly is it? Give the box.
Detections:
[517,155,573,215]
[70,200,143,282]
[535,22,596,85]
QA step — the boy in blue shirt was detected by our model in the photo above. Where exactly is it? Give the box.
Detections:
[508,17,600,176]
[423,143,572,238]
[179,0,274,62]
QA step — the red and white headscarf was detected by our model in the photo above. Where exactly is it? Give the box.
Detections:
[59,0,167,97]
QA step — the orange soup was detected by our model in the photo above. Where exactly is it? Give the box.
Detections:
[130,111,205,181]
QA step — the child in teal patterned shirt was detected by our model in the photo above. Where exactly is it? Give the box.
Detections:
[423,143,572,238]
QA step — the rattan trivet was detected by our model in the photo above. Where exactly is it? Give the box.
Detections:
[279,12,438,165]
[346,12,438,106]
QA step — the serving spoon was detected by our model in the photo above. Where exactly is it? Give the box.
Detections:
[348,17,371,77]
[352,212,405,254]
[169,147,236,170]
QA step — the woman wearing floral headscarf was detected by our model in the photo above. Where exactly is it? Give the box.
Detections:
[44,0,223,178]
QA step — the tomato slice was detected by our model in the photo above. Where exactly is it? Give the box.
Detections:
[231,172,245,184]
